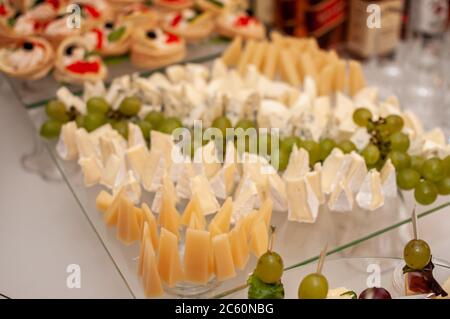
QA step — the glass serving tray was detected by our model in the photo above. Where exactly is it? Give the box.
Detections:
[25,105,450,299]
[224,257,450,299]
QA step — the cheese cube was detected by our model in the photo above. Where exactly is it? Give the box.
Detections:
[157,228,184,287]
[96,190,113,213]
[212,234,236,281]
[184,229,211,285]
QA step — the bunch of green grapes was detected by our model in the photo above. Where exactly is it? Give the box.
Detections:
[40,96,183,142]
[353,107,450,205]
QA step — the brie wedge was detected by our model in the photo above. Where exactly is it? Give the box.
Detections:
[233,174,259,222]
[151,175,177,214]
[115,170,141,205]
[356,169,384,211]
[75,128,97,159]
[380,159,397,198]
[283,145,310,180]
[128,123,148,149]
[344,152,368,194]
[126,145,149,180]
[78,156,102,187]
[285,177,319,223]
[328,181,353,212]
[100,154,122,189]
[56,122,78,161]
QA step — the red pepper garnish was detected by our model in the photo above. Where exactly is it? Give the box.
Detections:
[234,15,257,27]
[0,4,8,16]
[91,28,103,50]
[46,0,60,10]
[66,60,100,74]
[83,4,100,19]
[33,20,50,31]
[171,13,182,27]
[166,33,180,43]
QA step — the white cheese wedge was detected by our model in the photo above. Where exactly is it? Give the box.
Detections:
[240,153,271,205]
[303,76,317,101]
[321,148,347,194]
[328,181,353,212]
[335,92,355,123]
[283,146,310,180]
[356,169,384,211]
[354,86,378,105]
[78,156,102,187]
[56,122,78,161]
[75,128,97,159]
[422,128,447,156]
[56,87,86,114]
[306,163,325,205]
[257,99,290,132]
[209,142,238,199]
[285,177,319,223]
[115,170,141,205]
[98,135,126,166]
[100,154,122,189]
[233,174,259,222]
[193,140,221,179]
[311,96,331,141]
[267,173,287,211]
[402,110,424,139]
[142,150,166,193]
[175,159,196,199]
[345,152,368,194]
[126,145,149,180]
[190,174,220,216]
[211,58,228,80]
[350,128,371,150]
[380,159,397,198]
[150,131,174,172]
[128,123,147,149]
[151,175,177,214]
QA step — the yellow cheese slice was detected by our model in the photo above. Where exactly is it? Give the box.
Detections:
[96,190,113,213]
[181,194,205,226]
[279,50,301,87]
[190,175,220,215]
[241,210,259,240]
[208,197,233,236]
[126,145,149,179]
[187,210,206,230]
[141,237,164,297]
[237,39,257,75]
[222,36,242,67]
[318,63,335,96]
[300,52,318,83]
[249,219,268,258]
[262,42,280,79]
[116,195,141,245]
[258,197,273,227]
[158,192,181,238]
[212,233,236,281]
[348,60,366,96]
[141,203,159,251]
[249,41,267,71]
[229,221,249,270]
[134,206,144,236]
[334,60,347,92]
[184,228,211,285]
[104,189,124,226]
[157,228,184,288]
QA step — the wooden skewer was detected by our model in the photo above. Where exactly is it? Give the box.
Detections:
[269,226,276,252]
[316,243,328,274]
[411,205,418,240]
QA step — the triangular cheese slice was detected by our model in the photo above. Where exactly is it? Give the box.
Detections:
[150,131,174,172]
[229,221,249,270]
[114,170,141,205]
[78,156,102,187]
[175,159,196,199]
[138,223,151,277]
[348,60,366,96]
[158,191,181,238]
[283,146,310,180]
[334,60,347,92]
[328,181,354,212]
[116,195,141,245]
[96,190,113,214]
[181,194,204,225]
[104,188,124,226]
[126,145,149,180]
[193,140,221,179]
[262,41,281,79]
[190,174,220,216]
[75,128,97,159]
[380,159,397,198]
[57,122,78,161]
[222,36,242,67]
[184,229,211,285]
[318,63,335,96]
[151,175,178,213]
[321,148,353,194]
[208,197,233,237]
[237,39,257,75]
[142,149,166,193]
[141,237,164,297]
[356,169,385,211]
[267,173,288,211]
[209,141,237,199]
[232,174,259,222]
[212,233,236,282]
[286,177,319,223]
[306,163,325,204]
[249,219,268,258]
[141,203,159,251]
[128,123,147,149]
[100,154,122,189]
[279,49,301,87]
[188,212,206,230]
[157,228,184,288]
[258,197,273,227]
[345,152,368,194]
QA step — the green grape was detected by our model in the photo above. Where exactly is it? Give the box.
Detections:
[362,144,380,166]
[137,120,152,140]
[411,155,425,175]
[301,140,320,166]
[389,132,410,152]
[235,118,255,130]
[414,180,438,205]
[45,100,69,122]
[40,119,63,139]
[83,113,105,132]
[298,273,328,299]
[385,114,404,133]
[112,120,129,139]
[397,168,421,190]
[436,177,450,195]
[75,115,85,128]
[377,123,392,140]
[119,96,142,116]
[422,158,446,182]
[337,140,357,154]
[444,156,450,176]
[404,239,431,270]
[212,116,232,138]
[319,138,336,161]
[353,108,372,127]
[159,117,183,135]
[254,251,284,284]
[144,111,164,130]
[388,151,411,170]
[280,136,302,154]
[273,148,290,171]
[87,97,110,114]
